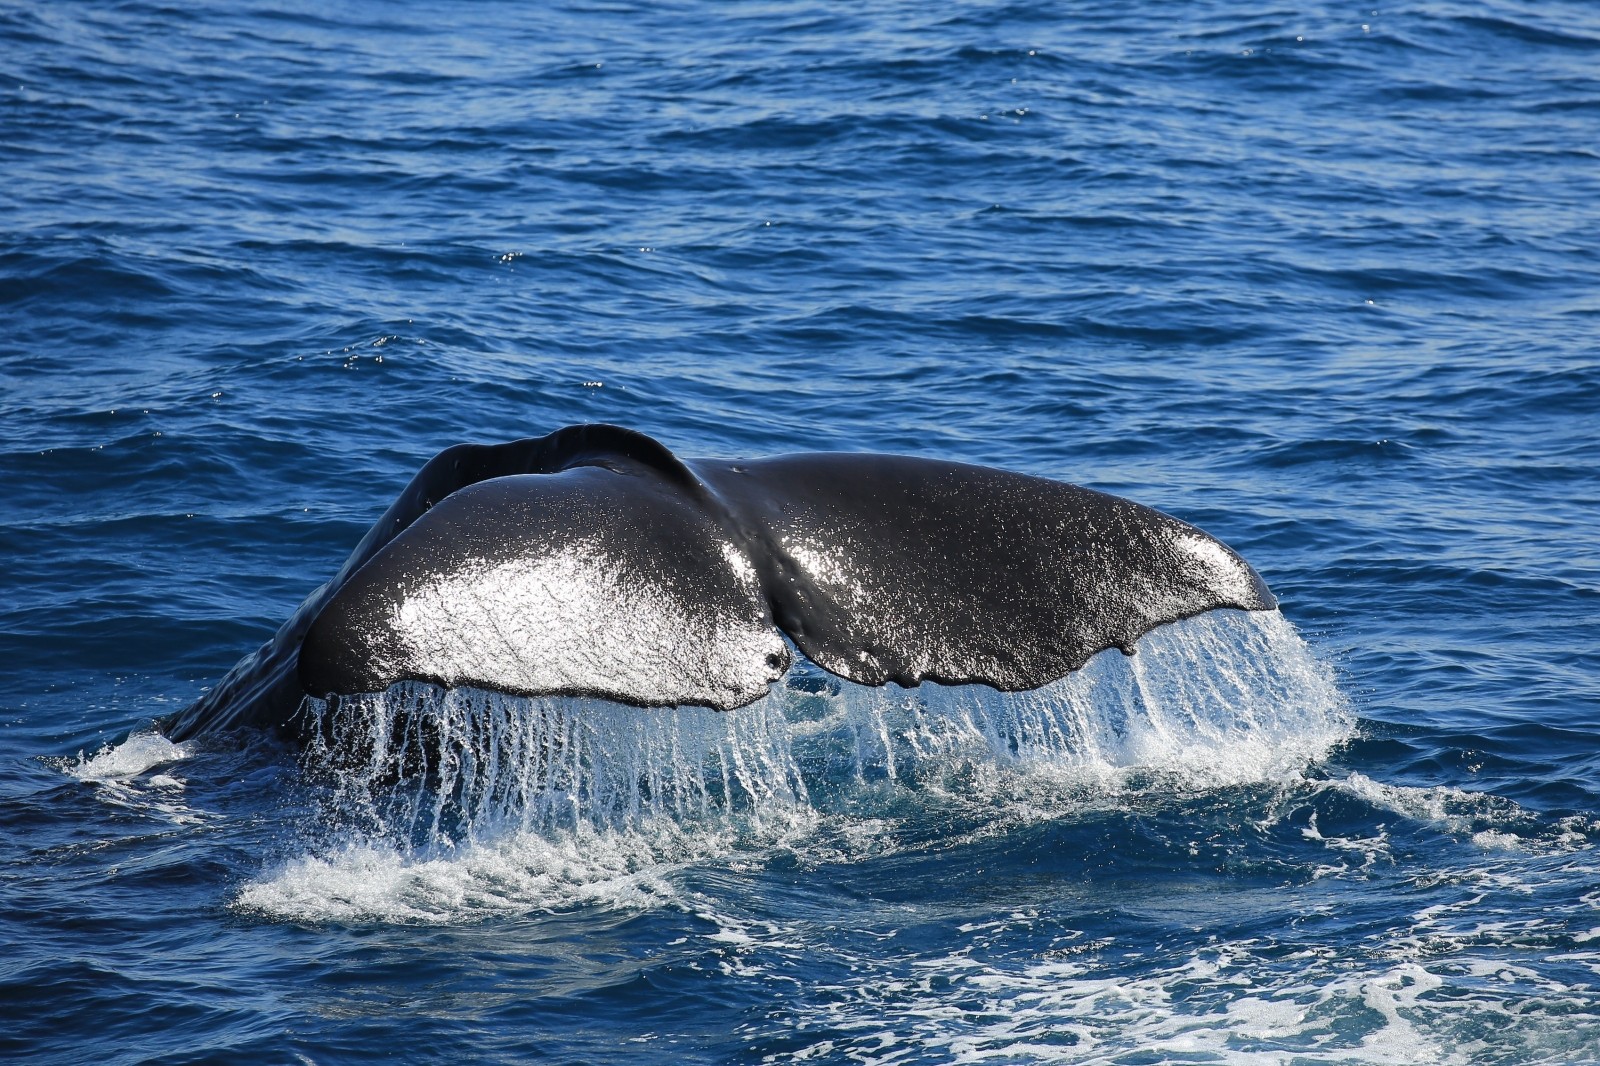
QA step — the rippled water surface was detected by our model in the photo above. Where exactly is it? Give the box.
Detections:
[4,1,1599,1063]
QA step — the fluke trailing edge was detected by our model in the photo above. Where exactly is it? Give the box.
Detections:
[163,424,1277,741]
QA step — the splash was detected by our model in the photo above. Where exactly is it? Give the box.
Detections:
[802,609,1350,799]
[64,731,206,826]
[294,684,811,850]
[240,609,1352,921]
[68,731,188,782]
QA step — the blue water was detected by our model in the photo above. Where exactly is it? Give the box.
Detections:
[4,1,1599,1061]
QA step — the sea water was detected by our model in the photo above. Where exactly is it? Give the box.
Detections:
[4,1,1599,1062]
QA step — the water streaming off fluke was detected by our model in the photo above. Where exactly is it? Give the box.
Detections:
[239,611,1350,922]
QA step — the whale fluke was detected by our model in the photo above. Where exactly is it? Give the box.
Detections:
[164,425,1275,741]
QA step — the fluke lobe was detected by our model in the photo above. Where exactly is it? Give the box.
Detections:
[163,424,1276,741]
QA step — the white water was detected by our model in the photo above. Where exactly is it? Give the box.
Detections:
[237,610,1353,922]
[780,932,1600,1065]
[69,731,187,781]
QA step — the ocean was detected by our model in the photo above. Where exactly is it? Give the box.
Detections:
[3,1,1598,1062]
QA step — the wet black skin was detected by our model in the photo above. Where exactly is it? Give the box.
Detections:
[163,424,1275,742]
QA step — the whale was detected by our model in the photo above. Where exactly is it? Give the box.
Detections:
[162,424,1276,742]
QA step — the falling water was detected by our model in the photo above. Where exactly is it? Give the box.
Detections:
[242,610,1350,920]
[797,608,1351,798]
[297,683,811,850]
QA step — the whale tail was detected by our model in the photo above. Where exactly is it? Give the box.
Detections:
[165,425,1275,741]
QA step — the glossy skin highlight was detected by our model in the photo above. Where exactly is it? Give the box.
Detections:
[164,425,1275,741]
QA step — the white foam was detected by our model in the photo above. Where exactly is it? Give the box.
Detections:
[69,731,188,782]
[775,941,1600,1065]
[63,730,207,826]
[1337,772,1524,835]
[236,821,775,922]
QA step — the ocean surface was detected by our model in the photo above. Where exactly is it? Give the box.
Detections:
[4,1,1599,1062]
